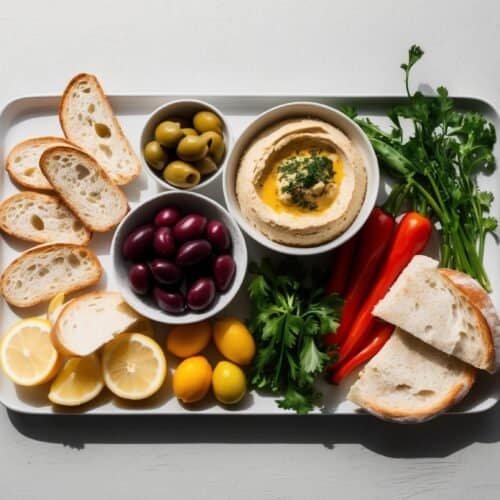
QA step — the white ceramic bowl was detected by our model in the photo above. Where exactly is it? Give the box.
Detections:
[111,191,247,325]
[223,102,379,256]
[140,99,231,195]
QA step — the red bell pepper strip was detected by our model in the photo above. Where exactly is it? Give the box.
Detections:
[330,322,394,384]
[336,211,432,363]
[325,235,359,298]
[325,208,395,346]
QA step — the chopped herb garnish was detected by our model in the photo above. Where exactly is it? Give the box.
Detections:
[277,153,334,210]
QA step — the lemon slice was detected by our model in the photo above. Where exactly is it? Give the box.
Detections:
[47,292,66,325]
[102,333,167,400]
[0,318,59,386]
[48,353,104,406]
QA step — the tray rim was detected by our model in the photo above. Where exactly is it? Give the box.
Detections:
[1,91,499,114]
[0,92,498,417]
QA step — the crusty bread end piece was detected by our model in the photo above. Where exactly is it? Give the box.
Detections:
[0,243,102,308]
[373,255,495,373]
[439,268,500,371]
[39,146,129,232]
[0,192,91,245]
[347,328,476,423]
[59,73,141,185]
[51,292,141,356]
[5,137,78,191]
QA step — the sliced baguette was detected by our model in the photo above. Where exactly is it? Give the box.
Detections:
[39,146,128,232]
[0,192,91,245]
[51,292,141,356]
[347,328,476,423]
[0,243,102,308]
[59,74,141,185]
[5,137,77,191]
[373,255,495,373]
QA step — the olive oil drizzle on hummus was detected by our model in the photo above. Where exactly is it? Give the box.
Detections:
[259,150,343,215]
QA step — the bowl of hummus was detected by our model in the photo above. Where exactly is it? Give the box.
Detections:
[223,102,379,255]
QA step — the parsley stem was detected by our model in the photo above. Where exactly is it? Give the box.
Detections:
[409,179,445,222]
[274,316,287,390]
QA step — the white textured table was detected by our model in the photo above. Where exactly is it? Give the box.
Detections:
[1,1,499,498]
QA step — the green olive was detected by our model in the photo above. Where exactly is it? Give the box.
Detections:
[200,131,225,164]
[154,121,185,147]
[162,161,201,188]
[194,156,218,176]
[176,135,209,162]
[182,127,198,137]
[143,141,167,170]
[168,116,191,129]
[193,111,222,133]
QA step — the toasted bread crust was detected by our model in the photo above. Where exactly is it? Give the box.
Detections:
[351,366,476,423]
[5,136,78,191]
[0,191,91,245]
[59,73,141,186]
[39,145,129,232]
[50,300,76,356]
[439,269,496,373]
[0,243,102,307]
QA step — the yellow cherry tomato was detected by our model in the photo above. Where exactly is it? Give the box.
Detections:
[166,321,212,358]
[173,356,212,404]
[213,317,256,366]
[212,361,247,405]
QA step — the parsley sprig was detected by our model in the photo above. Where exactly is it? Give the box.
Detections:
[344,45,498,291]
[277,154,334,210]
[248,260,342,414]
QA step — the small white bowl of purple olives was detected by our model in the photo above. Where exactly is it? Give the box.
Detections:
[111,191,248,324]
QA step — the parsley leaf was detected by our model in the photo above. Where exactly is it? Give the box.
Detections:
[248,259,342,414]
[349,45,498,291]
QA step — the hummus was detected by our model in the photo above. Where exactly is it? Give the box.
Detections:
[235,118,367,247]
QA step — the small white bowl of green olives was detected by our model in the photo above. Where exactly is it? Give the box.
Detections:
[140,100,230,194]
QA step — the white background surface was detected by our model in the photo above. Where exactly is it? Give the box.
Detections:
[1,1,500,499]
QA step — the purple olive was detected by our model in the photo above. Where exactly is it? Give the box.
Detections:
[128,263,152,295]
[122,224,155,260]
[153,226,176,257]
[186,278,216,311]
[206,220,231,252]
[176,239,212,267]
[153,287,186,314]
[154,207,183,228]
[213,255,236,292]
[150,259,183,285]
[173,214,207,242]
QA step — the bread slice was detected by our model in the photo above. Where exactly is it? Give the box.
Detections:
[373,255,495,372]
[59,74,141,185]
[0,243,102,308]
[440,268,500,370]
[39,146,128,232]
[5,137,77,191]
[51,292,141,356]
[347,328,476,423]
[0,192,91,245]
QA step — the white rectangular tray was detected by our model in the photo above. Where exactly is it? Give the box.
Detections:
[0,94,499,415]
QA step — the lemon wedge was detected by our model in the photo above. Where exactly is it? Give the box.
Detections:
[102,333,166,400]
[0,318,59,386]
[47,292,66,325]
[48,353,104,406]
